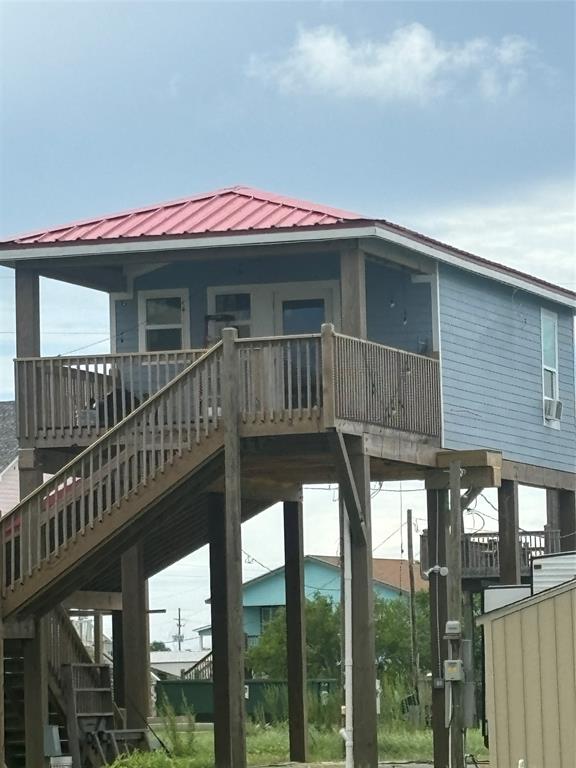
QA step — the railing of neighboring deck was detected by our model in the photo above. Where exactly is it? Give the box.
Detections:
[420,529,561,578]
[2,344,222,594]
[15,349,207,444]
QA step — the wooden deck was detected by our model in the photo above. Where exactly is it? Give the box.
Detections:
[420,529,561,581]
[4,327,441,618]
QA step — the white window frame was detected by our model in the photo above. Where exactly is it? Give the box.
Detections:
[138,288,190,352]
[541,308,560,427]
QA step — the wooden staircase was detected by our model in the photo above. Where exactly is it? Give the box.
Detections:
[2,343,225,619]
[63,663,150,767]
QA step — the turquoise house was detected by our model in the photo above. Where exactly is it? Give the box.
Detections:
[198,555,427,647]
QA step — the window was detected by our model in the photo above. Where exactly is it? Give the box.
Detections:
[214,292,251,337]
[260,606,279,628]
[138,290,189,351]
[541,309,560,423]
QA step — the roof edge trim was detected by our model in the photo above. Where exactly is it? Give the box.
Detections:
[0,225,573,309]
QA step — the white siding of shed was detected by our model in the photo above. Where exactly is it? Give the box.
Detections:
[483,587,576,768]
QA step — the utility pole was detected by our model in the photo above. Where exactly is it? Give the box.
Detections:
[406,509,419,693]
[173,609,185,651]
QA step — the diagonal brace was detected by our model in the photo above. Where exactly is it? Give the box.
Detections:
[329,430,367,545]
[460,486,483,512]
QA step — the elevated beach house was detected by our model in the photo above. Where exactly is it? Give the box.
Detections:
[0,186,574,767]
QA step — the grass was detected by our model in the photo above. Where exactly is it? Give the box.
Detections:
[112,723,489,767]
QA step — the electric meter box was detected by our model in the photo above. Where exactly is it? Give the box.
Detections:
[444,659,464,682]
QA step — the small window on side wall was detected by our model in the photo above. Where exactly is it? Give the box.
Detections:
[541,309,562,425]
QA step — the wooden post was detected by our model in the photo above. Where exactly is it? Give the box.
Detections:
[209,326,246,768]
[111,610,125,709]
[283,497,308,762]
[24,617,49,768]
[340,247,367,338]
[121,542,150,729]
[406,509,419,691]
[447,462,464,768]
[321,323,336,428]
[427,489,449,768]
[548,489,576,552]
[498,480,520,584]
[94,611,103,664]
[347,436,377,768]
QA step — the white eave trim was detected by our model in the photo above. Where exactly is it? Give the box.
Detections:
[1,224,574,309]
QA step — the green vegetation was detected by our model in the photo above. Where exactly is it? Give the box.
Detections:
[111,725,488,767]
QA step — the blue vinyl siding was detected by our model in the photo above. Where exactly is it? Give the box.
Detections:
[439,265,576,472]
[366,260,433,354]
[114,252,339,351]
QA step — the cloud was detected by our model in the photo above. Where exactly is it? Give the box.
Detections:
[248,23,538,103]
[405,180,576,291]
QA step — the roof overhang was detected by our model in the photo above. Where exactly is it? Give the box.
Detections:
[1,223,574,309]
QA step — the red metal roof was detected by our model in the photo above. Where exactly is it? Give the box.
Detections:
[6,186,364,244]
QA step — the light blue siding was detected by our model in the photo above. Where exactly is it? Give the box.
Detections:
[439,265,576,472]
[114,252,339,351]
[366,260,433,354]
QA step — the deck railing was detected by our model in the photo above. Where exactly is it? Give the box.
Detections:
[182,651,213,681]
[420,529,561,579]
[15,349,206,444]
[331,332,441,436]
[3,343,222,594]
[47,605,95,694]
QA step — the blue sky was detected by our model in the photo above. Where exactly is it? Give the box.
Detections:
[0,1,573,643]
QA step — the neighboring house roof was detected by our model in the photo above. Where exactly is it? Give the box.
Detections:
[0,186,573,307]
[0,401,17,472]
[477,578,576,625]
[234,554,428,598]
[310,555,429,594]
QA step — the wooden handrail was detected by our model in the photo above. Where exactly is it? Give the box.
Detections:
[3,343,223,594]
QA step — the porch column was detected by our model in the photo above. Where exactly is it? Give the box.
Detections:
[111,610,125,709]
[24,617,49,768]
[15,268,43,499]
[498,480,520,584]
[427,489,449,768]
[121,542,150,729]
[340,247,367,338]
[348,437,378,768]
[283,496,308,762]
[209,326,246,768]
[547,489,576,552]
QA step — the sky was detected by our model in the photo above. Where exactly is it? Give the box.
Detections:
[0,0,574,645]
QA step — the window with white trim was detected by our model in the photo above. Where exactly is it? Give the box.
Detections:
[541,309,560,423]
[138,289,189,351]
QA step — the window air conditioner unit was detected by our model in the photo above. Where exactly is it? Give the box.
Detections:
[544,398,563,421]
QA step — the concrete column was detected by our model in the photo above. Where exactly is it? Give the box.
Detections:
[348,439,377,768]
[427,489,449,768]
[24,617,49,768]
[121,543,150,729]
[498,480,520,584]
[283,497,308,762]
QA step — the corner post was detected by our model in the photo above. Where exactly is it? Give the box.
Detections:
[321,323,336,428]
[340,246,367,338]
[547,489,576,552]
[447,462,464,768]
[498,480,520,584]
[15,268,43,499]
[283,495,308,762]
[121,542,150,729]
[427,488,449,767]
[210,327,246,768]
[347,436,378,768]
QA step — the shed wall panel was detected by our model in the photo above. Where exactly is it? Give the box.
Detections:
[554,591,576,767]
[537,600,561,764]
[439,265,576,472]
[520,607,544,766]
